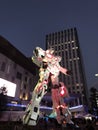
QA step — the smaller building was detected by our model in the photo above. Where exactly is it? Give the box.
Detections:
[0,35,38,107]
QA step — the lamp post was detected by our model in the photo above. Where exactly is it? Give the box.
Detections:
[95,73,98,77]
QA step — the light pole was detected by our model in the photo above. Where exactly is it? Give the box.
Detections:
[95,73,98,77]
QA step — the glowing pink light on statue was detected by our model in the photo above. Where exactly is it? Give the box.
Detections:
[60,87,65,96]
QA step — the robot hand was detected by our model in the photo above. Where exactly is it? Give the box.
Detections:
[66,70,72,75]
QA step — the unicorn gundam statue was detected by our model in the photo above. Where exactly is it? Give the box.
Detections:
[23,47,73,126]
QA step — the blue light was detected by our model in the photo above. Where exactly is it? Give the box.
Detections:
[69,105,83,110]
[7,103,26,108]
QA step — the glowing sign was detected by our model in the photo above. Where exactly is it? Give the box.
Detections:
[0,78,16,97]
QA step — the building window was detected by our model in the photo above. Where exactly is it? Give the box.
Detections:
[16,72,22,80]
[72,86,75,90]
[65,44,67,49]
[12,76,15,82]
[73,50,75,58]
[7,65,10,74]
[61,45,63,50]
[23,92,26,99]
[58,46,60,50]
[77,86,79,89]
[29,78,31,84]
[68,88,71,93]
[65,51,68,59]
[24,76,28,82]
[24,84,26,89]
[1,61,6,72]
[55,46,57,51]
[72,42,74,47]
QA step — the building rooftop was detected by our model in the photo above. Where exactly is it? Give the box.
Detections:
[0,35,37,75]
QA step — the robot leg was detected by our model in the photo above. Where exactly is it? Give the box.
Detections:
[23,91,39,126]
[23,83,47,126]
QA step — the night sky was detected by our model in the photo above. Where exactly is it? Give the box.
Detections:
[0,0,98,90]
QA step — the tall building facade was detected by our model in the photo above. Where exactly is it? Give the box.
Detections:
[46,28,88,107]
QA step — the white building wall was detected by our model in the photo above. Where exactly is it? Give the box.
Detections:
[0,53,37,104]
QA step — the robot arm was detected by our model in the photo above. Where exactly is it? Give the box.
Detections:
[32,56,41,67]
[59,66,72,75]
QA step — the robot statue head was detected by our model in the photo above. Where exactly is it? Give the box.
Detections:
[33,47,54,62]
[33,47,45,61]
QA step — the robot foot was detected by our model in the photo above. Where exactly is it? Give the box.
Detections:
[23,111,39,126]
[23,111,31,125]
[23,115,38,126]
[27,118,37,126]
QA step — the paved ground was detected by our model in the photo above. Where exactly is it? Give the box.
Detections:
[0,121,80,130]
[0,121,98,130]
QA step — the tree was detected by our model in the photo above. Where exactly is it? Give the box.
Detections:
[89,87,98,115]
[0,86,7,111]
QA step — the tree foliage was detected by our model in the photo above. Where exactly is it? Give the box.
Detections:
[89,87,98,115]
[0,87,7,111]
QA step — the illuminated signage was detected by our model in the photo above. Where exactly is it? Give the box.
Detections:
[0,78,16,97]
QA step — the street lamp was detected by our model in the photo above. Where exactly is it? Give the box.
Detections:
[95,74,98,77]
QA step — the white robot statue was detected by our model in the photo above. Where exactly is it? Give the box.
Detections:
[23,47,72,126]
